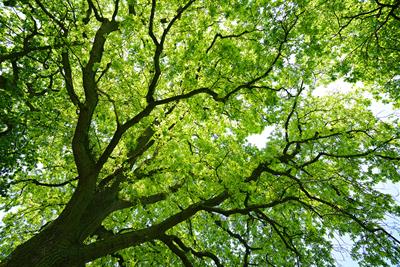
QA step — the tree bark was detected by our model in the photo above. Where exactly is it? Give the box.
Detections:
[4,224,77,266]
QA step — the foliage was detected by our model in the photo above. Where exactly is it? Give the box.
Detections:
[0,0,399,266]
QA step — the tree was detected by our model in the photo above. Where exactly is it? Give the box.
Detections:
[0,0,399,266]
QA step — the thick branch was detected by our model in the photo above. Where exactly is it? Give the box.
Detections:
[204,196,301,216]
[154,87,223,104]
[160,0,196,46]
[51,19,120,229]
[73,19,118,178]
[87,0,106,22]
[112,0,120,21]
[163,235,223,267]
[79,191,229,262]
[148,0,159,46]
[95,103,155,171]
[34,0,67,32]
[61,52,81,107]
[298,137,396,169]
[255,210,300,257]
[161,237,193,267]
[146,0,162,104]
[283,82,303,144]
[0,45,53,63]
[113,182,185,212]
[10,177,78,188]
[206,30,253,53]
[146,0,196,103]
[78,181,184,242]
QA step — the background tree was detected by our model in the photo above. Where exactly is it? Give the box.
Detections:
[0,0,399,266]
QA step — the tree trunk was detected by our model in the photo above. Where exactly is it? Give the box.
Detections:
[3,187,94,266]
[2,181,122,266]
[4,225,78,266]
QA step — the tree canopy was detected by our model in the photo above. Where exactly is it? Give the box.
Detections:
[0,0,400,266]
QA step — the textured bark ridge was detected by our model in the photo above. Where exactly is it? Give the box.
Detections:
[6,224,78,266]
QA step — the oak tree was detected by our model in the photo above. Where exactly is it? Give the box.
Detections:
[1,0,400,266]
